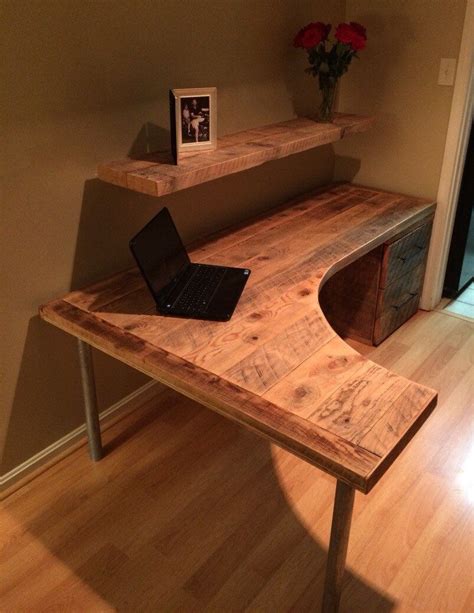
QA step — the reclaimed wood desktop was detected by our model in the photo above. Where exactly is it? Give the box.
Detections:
[40,183,437,612]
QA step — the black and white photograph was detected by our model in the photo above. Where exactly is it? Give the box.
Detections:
[181,96,210,144]
[170,87,217,162]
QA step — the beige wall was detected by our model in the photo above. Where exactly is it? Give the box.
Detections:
[1,0,345,474]
[334,0,467,199]
[2,0,467,477]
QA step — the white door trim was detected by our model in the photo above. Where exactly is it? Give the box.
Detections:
[421,0,474,310]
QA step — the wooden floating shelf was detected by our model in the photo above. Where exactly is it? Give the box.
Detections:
[97,113,375,198]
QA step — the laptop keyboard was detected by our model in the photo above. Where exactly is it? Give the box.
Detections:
[173,265,226,313]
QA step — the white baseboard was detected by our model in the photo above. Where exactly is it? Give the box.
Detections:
[0,381,160,494]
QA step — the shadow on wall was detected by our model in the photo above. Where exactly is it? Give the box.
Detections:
[333,155,362,183]
[70,144,340,292]
[1,315,149,476]
[5,389,396,611]
[1,144,336,476]
[128,123,171,159]
[69,179,152,291]
[1,317,83,474]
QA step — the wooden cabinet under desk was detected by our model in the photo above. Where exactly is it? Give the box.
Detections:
[320,216,434,346]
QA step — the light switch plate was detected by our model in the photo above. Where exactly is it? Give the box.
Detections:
[438,58,457,86]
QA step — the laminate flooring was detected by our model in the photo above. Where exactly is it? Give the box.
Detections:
[442,282,474,320]
[1,308,473,612]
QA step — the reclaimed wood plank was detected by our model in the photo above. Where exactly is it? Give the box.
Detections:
[374,294,420,346]
[65,269,144,312]
[39,183,438,493]
[223,310,334,394]
[39,298,380,492]
[307,364,411,444]
[358,383,437,457]
[376,262,426,317]
[380,221,433,287]
[88,189,397,359]
[263,337,368,416]
[97,114,375,197]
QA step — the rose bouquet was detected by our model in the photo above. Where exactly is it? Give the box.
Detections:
[294,21,367,122]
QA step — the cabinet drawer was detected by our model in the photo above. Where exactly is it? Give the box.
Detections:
[376,263,425,318]
[380,221,432,288]
[374,290,420,345]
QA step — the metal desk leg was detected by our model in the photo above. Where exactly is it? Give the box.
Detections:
[77,339,103,461]
[322,480,355,613]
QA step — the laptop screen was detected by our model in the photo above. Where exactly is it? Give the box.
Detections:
[129,208,190,299]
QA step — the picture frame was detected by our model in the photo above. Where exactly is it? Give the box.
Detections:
[169,87,217,163]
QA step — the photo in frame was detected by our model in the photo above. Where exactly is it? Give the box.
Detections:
[169,87,217,163]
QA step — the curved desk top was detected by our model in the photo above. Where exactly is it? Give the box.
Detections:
[40,183,437,493]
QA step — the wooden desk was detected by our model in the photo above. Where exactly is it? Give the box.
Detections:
[40,183,437,612]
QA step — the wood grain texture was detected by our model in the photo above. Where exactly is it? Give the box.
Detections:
[380,221,432,288]
[97,114,375,197]
[374,293,420,346]
[2,309,472,612]
[39,183,437,493]
[376,262,426,317]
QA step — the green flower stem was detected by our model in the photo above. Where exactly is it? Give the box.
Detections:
[319,79,338,123]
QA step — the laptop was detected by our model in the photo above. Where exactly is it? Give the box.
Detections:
[129,208,251,321]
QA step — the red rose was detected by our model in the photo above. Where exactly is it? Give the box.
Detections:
[335,21,367,51]
[294,22,330,49]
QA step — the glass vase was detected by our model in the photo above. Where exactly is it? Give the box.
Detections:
[318,77,338,123]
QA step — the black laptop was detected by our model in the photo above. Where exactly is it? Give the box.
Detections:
[129,208,251,321]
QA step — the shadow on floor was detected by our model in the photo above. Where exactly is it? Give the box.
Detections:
[3,390,395,611]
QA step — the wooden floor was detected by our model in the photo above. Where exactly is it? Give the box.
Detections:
[1,308,473,612]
